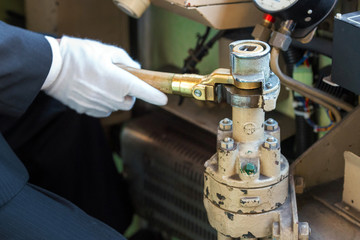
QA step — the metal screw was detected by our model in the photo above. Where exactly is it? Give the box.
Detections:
[264,118,279,131]
[220,137,235,150]
[263,136,279,149]
[265,82,273,89]
[243,162,257,175]
[194,89,202,97]
[219,118,233,131]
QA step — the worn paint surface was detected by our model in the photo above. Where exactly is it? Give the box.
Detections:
[204,172,288,213]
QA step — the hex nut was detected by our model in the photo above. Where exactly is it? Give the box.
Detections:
[299,222,310,239]
[220,137,235,150]
[264,118,279,131]
[269,31,292,51]
[251,23,272,42]
[219,118,233,131]
[263,136,279,149]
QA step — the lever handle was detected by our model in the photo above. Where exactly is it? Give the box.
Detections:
[116,64,234,102]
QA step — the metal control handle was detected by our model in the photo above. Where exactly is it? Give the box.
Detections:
[116,64,234,102]
[116,40,274,102]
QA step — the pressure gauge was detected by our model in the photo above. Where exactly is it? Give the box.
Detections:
[254,0,298,13]
[254,0,338,38]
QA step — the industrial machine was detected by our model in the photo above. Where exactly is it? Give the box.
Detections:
[117,0,360,239]
[120,38,305,239]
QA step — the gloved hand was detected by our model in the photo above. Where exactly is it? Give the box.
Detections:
[42,36,167,117]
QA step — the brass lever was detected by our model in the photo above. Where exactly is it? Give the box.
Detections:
[116,41,274,101]
[116,64,235,102]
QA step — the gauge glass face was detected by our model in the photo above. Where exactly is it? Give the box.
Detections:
[254,0,298,12]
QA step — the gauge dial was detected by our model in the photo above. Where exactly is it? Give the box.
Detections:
[254,0,298,13]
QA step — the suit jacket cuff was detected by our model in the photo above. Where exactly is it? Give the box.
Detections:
[42,36,63,90]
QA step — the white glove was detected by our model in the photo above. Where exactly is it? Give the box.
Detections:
[42,36,167,117]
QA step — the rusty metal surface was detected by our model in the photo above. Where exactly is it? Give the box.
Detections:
[204,179,302,239]
[292,106,360,189]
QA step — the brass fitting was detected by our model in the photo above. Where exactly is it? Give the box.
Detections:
[116,65,234,102]
[117,40,280,108]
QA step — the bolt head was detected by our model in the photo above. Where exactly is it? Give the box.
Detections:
[219,118,233,131]
[264,118,279,131]
[220,137,235,150]
[265,82,273,89]
[263,136,279,149]
[194,89,202,97]
[299,222,310,237]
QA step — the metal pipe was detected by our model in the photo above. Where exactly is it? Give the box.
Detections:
[272,20,353,114]
[270,48,351,122]
[232,107,264,143]
[270,48,353,112]
[291,37,332,57]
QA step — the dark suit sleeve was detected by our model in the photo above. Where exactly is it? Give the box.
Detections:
[0,21,52,121]
[0,20,52,207]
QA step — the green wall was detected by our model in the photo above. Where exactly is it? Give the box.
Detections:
[147,6,219,74]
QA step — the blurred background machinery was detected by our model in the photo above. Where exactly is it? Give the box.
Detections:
[114,0,263,29]
[116,1,360,239]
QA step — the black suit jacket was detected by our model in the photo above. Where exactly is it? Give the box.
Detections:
[0,22,126,240]
[0,21,52,208]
